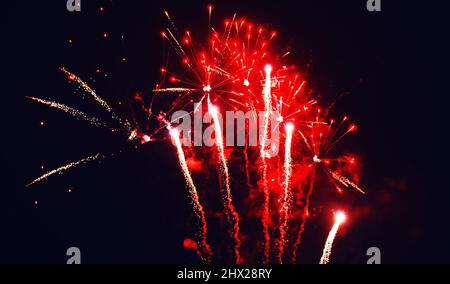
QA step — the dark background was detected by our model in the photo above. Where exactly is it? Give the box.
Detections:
[3,0,450,263]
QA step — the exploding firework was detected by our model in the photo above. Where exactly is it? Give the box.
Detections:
[27,5,366,264]
[290,110,364,262]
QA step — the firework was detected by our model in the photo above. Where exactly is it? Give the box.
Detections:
[261,160,271,264]
[25,67,141,188]
[27,5,366,264]
[260,64,273,264]
[156,10,279,113]
[291,112,364,262]
[26,96,109,129]
[260,64,273,158]
[60,67,131,132]
[319,211,346,264]
[26,153,103,187]
[208,98,242,264]
[277,122,294,263]
[170,128,212,262]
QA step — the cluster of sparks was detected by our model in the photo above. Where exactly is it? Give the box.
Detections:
[27,5,365,264]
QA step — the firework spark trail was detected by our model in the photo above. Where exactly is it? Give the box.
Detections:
[260,64,273,263]
[170,128,212,263]
[328,169,365,194]
[60,67,131,131]
[244,140,252,190]
[244,144,252,190]
[319,211,346,264]
[208,99,242,264]
[277,123,294,263]
[26,96,108,129]
[243,120,252,190]
[260,64,272,158]
[26,153,103,187]
[261,163,271,263]
[163,10,178,33]
[153,88,197,93]
[292,170,315,263]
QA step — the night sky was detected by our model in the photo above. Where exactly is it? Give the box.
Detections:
[3,0,450,263]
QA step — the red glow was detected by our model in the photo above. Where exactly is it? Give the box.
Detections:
[183,238,198,250]
[335,211,347,223]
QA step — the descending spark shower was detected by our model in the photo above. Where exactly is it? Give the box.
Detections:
[26,6,365,264]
